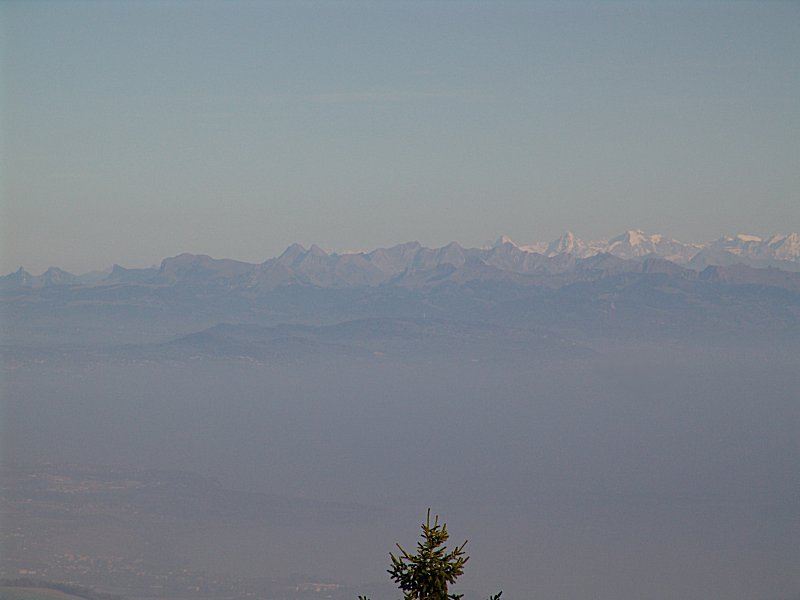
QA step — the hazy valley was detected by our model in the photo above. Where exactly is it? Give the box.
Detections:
[2,234,800,600]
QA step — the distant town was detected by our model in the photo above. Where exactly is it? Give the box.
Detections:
[1,464,373,600]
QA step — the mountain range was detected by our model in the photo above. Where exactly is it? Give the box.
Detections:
[3,230,800,351]
[4,231,800,291]
[509,230,800,268]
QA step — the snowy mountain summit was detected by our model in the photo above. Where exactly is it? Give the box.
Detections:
[603,230,702,263]
[491,229,800,270]
[686,232,800,270]
[544,231,603,258]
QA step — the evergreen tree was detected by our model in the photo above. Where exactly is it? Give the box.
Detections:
[360,509,501,600]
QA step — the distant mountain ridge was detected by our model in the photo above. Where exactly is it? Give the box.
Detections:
[528,230,799,266]
[4,231,800,291]
[3,238,800,348]
[3,230,800,345]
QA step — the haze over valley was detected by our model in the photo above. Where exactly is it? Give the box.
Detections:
[3,231,800,600]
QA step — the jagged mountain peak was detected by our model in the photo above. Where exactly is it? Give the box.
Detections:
[608,229,656,244]
[766,233,800,260]
[275,243,310,268]
[278,243,307,259]
[556,231,578,244]
[493,235,519,248]
[546,231,575,253]
[41,266,77,285]
[766,232,796,244]
[603,230,700,262]
[545,231,599,258]
[707,234,768,253]
[490,235,546,254]
[13,267,33,281]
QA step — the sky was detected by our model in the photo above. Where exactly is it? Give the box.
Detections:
[1,0,799,274]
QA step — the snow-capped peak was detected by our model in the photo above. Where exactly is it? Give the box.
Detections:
[617,229,646,246]
[545,231,594,257]
[489,235,547,254]
[768,233,800,261]
[601,230,702,262]
[734,233,762,243]
[493,235,519,248]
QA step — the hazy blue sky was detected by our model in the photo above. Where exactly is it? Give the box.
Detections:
[2,0,799,274]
